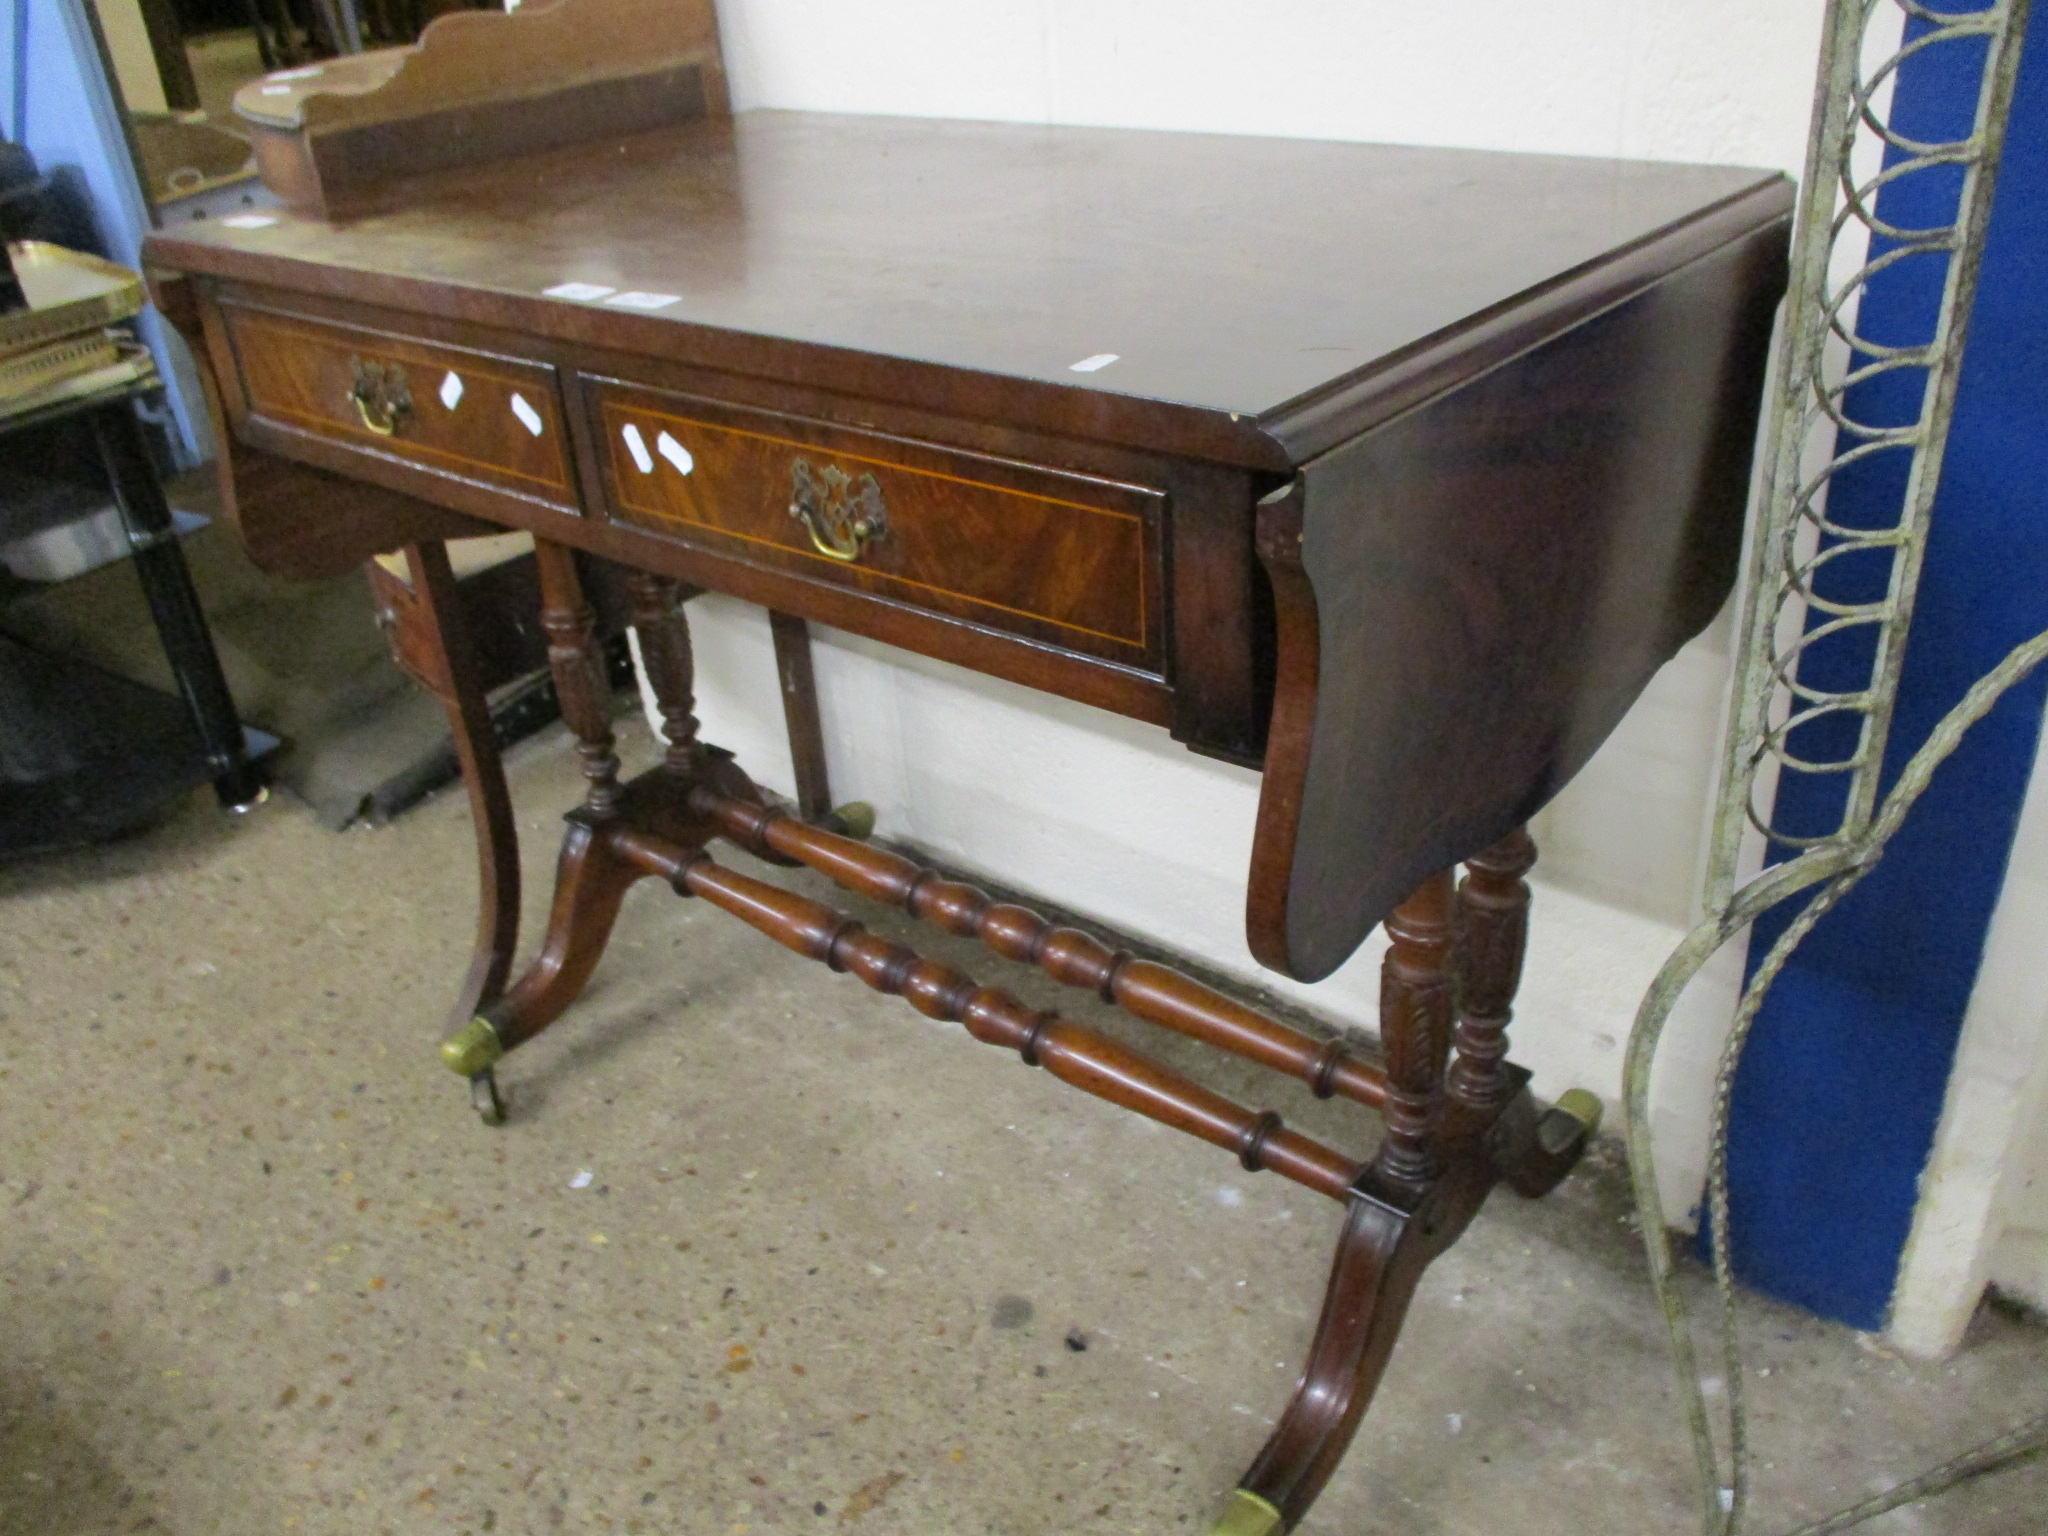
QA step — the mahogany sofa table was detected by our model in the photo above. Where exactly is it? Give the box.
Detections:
[146,100,1790,1534]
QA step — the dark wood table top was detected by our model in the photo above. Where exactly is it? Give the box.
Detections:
[152,109,1779,466]
[147,106,1793,982]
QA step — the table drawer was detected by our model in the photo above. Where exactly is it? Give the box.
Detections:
[218,304,576,507]
[591,380,1163,667]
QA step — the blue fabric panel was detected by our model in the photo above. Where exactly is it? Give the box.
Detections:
[1722,9,2048,1329]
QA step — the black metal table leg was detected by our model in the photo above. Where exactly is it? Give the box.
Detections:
[85,399,267,810]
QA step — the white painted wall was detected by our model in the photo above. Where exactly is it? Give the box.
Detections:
[634,0,1835,1219]
[1892,717,2048,1353]
[1991,1035,2048,1310]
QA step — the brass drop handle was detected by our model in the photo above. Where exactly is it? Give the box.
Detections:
[789,458,888,562]
[348,356,412,438]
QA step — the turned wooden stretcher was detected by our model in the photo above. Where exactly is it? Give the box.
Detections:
[142,2,1792,1527]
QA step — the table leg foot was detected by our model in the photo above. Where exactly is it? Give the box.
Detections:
[1497,1086,1603,1198]
[1208,1488,1283,1536]
[1235,1192,1427,1530]
[432,812,649,1101]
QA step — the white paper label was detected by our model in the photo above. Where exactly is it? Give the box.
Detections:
[509,393,544,437]
[259,84,292,96]
[220,213,278,229]
[269,65,323,81]
[604,291,683,311]
[438,371,464,411]
[1068,353,1119,373]
[542,281,616,302]
[656,431,694,475]
[621,423,654,474]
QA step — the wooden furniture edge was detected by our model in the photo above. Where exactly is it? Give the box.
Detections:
[1256,175,1797,460]
[145,172,1794,476]
[138,236,1289,471]
[1246,205,1795,981]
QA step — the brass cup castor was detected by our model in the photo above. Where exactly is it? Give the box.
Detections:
[1537,1086,1605,1155]
[1210,1489,1283,1536]
[823,801,877,841]
[441,1018,508,1126]
[440,1015,504,1078]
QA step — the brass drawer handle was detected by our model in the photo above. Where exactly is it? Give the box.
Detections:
[789,458,888,562]
[348,356,412,437]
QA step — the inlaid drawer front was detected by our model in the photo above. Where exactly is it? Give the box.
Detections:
[592,381,1162,666]
[219,305,574,505]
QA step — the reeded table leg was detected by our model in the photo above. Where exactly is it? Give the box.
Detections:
[1371,871,1457,1189]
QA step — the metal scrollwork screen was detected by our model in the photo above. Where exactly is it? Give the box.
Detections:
[1623,2,2047,1533]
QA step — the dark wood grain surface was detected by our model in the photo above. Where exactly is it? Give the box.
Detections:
[148,108,1793,983]
[1248,220,1790,981]
[222,302,577,504]
[149,110,1782,465]
[594,379,1161,667]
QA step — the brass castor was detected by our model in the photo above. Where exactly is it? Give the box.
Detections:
[470,1067,507,1126]
[440,1015,505,1077]
[1537,1086,1604,1156]
[1209,1489,1282,1536]
[440,1017,508,1126]
[822,800,877,841]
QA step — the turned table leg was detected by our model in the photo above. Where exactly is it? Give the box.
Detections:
[536,540,622,815]
[1442,828,1605,1199]
[1447,826,1535,1113]
[628,569,703,772]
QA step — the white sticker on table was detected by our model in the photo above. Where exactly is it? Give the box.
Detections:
[438,371,464,411]
[1069,353,1119,373]
[509,393,544,437]
[542,281,616,302]
[620,423,654,474]
[269,65,324,81]
[604,291,682,311]
[220,213,278,229]
[655,431,694,475]
[259,84,293,96]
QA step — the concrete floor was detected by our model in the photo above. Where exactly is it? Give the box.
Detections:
[4,718,2045,1535]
